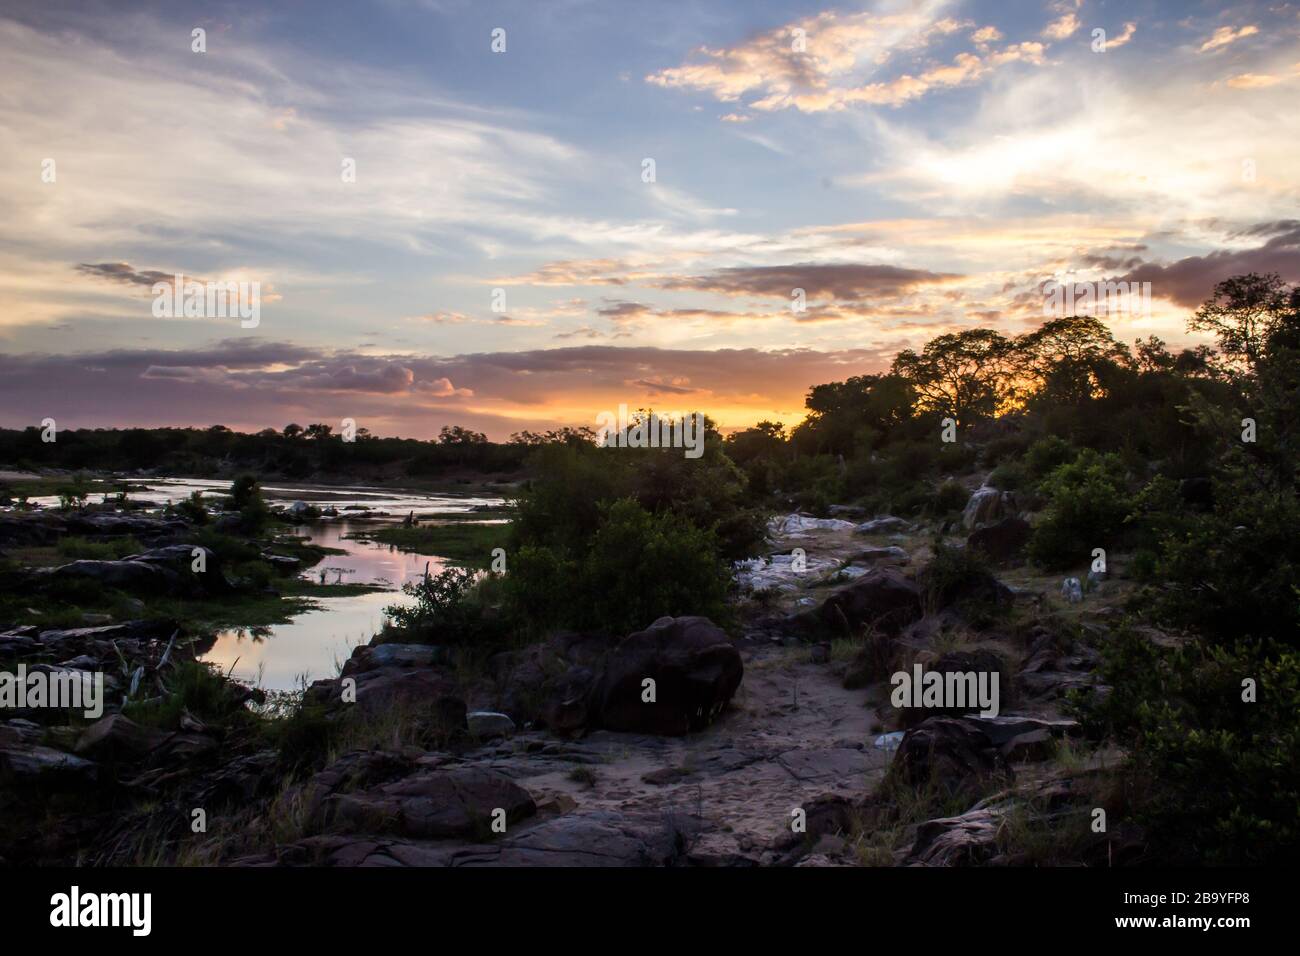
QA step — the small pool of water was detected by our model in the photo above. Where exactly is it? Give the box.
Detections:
[198,519,468,691]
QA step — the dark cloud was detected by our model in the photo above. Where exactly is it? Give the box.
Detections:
[628,378,698,395]
[655,262,959,299]
[1110,226,1300,307]
[596,300,652,321]
[76,262,185,287]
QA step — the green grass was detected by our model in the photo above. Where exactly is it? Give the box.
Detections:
[346,521,511,567]
[55,536,143,560]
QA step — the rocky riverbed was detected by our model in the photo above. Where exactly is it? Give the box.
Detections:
[1,483,1150,867]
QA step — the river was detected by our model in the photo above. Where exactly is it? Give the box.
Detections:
[34,477,507,692]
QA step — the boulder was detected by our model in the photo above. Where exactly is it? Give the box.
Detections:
[791,568,922,636]
[0,514,66,546]
[124,545,230,594]
[489,631,611,733]
[962,487,1016,531]
[0,740,98,786]
[466,711,516,739]
[328,767,536,839]
[75,714,167,761]
[769,513,857,535]
[306,667,467,730]
[40,558,178,595]
[849,545,910,566]
[65,514,187,538]
[855,516,911,535]
[341,643,448,676]
[590,616,742,736]
[966,517,1031,563]
[905,806,1004,866]
[961,714,1079,747]
[453,809,691,867]
[891,717,1012,796]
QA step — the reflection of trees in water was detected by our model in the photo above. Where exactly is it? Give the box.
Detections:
[225,625,273,644]
[318,566,350,584]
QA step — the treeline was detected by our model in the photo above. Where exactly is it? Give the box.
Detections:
[0,422,597,482]
[718,271,1298,864]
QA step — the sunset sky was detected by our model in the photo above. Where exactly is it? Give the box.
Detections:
[2,0,1299,439]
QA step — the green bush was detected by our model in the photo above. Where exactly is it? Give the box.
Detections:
[930,480,970,516]
[56,536,143,560]
[504,498,731,636]
[386,565,503,645]
[1024,435,1076,482]
[1027,449,1131,570]
[1076,632,1299,864]
[987,459,1028,491]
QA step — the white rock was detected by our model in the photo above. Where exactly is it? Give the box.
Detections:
[467,711,516,739]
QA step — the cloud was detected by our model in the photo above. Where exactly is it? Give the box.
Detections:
[1107,23,1137,50]
[76,262,179,288]
[655,263,959,299]
[646,4,1053,113]
[1227,73,1283,89]
[1110,224,1300,307]
[1042,13,1080,41]
[1199,25,1258,53]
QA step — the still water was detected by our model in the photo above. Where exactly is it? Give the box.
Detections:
[35,477,506,692]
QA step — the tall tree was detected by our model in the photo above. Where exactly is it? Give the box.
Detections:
[889,329,1015,425]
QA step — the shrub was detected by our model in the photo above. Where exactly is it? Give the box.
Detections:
[503,498,731,636]
[56,536,143,560]
[386,565,503,645]
[1024,435,1076,482]
[918,540,1009,625]
[986,459,1028,491]
[1076,632,1299,864]
[1027,450,1131,571]
[930,480,970,516]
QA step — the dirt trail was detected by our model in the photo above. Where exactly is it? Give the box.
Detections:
[465,643,889,864]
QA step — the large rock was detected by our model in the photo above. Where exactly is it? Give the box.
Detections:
[455,809,691,867]
[966,517,1031,563]
[891,717,1011,796]
[962,487,1016,531]
[490,631,612,733]
[770,514,857,535]
[855,516,911,535]
[305,667,467,731]
[75,714,167,761]
[466,711,516,739]
[328,767,536,839]
[124,545,230,594]
[905,806,1004,866]
[66,514,188,538]
[0,514,66,546]
[40,558,178,594]
[341,643,448,676]
[590,616,742,736]
[791,568,922,636]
